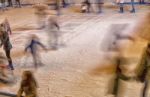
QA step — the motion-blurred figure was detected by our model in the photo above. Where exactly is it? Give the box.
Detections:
[55,0,61,15]
[81,0,91,13]
[8,0,13,7]
[62,0,67,8]
[116,0,135,13]
[136,43,150,97]
[0,23,14,70]
[47,16,60,50]
[139,0,145,4]
[33,4,48,29]
[96,0,104,13]
[15,0,21,8]
[3,18,12,35]
[0,52,14,84]
[24,34,47,69]
[17,70,38,97]
[0,0,7,11]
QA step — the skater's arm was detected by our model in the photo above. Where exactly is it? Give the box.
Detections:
[36,41,47,50]
[24,45,30,52]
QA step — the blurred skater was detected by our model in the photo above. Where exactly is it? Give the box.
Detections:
[0,23,14,70]
[136,43,150,97]
[0,52,15,84]
[62,0,67,8]
[139,0,145,4]
[8,0,13,7]
[24,34,47,69]
[17,70,38,97]
[116,0,135,13]
[15,0,21,8]
[96,0,104,13]
[33,4,48,29]
[0,0,7,11]
[81,0,91,13]
[55,0,61,15]
[3,18,12,35]
[47,16,60,50]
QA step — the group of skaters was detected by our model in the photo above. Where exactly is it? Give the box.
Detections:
[0,1,149,97]
[0,0,148,13]
[81,0,137,13]
[0,6,61,97]
[103,13,150,97]
[0,0,21,11]
[0,2,61,92]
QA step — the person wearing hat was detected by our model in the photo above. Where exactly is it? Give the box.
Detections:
[96,0,104,13]
[15,0,21,8]
[136,42,150,97]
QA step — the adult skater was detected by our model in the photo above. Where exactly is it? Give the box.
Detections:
[47,16,60,50]
[24,34,47,69]
[0,23,14,70]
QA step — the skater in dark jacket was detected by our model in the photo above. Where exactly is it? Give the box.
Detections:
[0,23,14,70]
[8,0,13,7]
[25,34,47,69]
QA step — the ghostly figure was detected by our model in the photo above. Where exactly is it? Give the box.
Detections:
[33,4,48,29]
[46,16,60,50]
[25,34,47,69]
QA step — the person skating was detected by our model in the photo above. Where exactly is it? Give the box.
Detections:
[7,0,13,7]
[24,34,47,69]
[62,0,67,8]
[3,18,12,35]
[55,0,61,15]
[96,0,104,13]
[0,0,7,11]
[17,70,38,97]
[81,0,91,13]
[33,4,48,29]
[130,0,135,13]
[116,0,135,13]
[139,0,145,4]
[136,43,150,97]
[0,23,14,70]
[0,52,15,84]
[15,0,21,8]
[47,16,60,50]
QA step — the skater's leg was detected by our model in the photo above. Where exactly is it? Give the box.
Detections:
[5,49,14,70]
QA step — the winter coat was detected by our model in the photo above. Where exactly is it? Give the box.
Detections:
[17,81,37,97]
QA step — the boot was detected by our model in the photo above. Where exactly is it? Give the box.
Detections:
[130,9,135,13]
